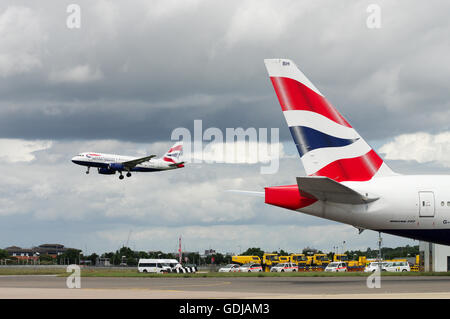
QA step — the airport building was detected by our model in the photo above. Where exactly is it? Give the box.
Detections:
[4,243,76,261]
[419,241,450,272]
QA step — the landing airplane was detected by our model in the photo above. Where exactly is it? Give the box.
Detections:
[257,58,450,245]
[71,142,184,179]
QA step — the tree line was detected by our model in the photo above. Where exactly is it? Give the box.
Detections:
[0,244,419,266]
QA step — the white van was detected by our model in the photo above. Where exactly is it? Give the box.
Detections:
[383,261,410,272]
[364,262,387,273]
[325,262,347,272]
[138,259,181,273]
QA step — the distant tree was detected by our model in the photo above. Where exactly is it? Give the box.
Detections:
[0,249,8,260]
[136,251,149,259]
[185,252,201,265]
[302,247,318,255]
[57,248,82,264]
[240,247,264,258]
[278,249,290,256]
[85,253,99,265]
[39,254,55,264]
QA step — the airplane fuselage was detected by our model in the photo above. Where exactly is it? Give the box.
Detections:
[72,152,176,172]
[297,175,450,245]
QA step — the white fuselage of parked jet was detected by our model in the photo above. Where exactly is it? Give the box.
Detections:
[298,175,450,244]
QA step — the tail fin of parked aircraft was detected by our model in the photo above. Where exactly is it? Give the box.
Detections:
[264,58,395,182]
[163,141,183,164]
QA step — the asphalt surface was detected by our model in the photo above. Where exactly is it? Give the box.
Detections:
[1,275,450,298]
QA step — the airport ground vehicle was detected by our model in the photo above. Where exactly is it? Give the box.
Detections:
[239,263,263,272]
[325,262,348,272]
[333,254,349,262]
[232,255,261,265]
[311,254,331,267]
[138,259,181,273]
[262,253,280,272]
[290,254,309,266]
[364,262,387,272]
[270,263,298,272]
[218,264,240,272]
[278,256,290,263]
[383,261,410,272]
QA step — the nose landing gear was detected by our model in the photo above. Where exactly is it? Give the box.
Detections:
[86,167,90,174]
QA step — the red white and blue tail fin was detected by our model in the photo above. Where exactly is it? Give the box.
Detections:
[163,141,183,164]
[264,58,394,182]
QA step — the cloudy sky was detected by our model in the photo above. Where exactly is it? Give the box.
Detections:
[1,0,450,256]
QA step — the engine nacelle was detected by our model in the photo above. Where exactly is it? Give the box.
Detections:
[98,167,116,175]
[108,163,124,171]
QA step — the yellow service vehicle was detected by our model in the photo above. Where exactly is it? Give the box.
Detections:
[311,254,331,267]
[333,254,349,262]
[290,254,309,271]
[411,255,420,272]
[231,255,261,265]
[290,254,309,265]
[346,256,367,271]
[262,253,280,272]
[278,256,290,263]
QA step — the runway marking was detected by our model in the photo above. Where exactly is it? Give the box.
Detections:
[82,281,232,291]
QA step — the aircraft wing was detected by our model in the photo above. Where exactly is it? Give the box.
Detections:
[122,155,156,168]
[296,176,378,204]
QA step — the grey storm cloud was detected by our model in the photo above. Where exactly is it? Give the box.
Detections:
[1,1,450,143]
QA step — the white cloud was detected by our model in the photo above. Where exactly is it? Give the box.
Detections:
[379,131,450,167]
[0,138,52,163]
[0,6,45,77]
[49,64,103,84]
[190,140,285,164]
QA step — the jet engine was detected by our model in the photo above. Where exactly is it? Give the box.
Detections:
[108,163,124,171]
[98,167,116,175]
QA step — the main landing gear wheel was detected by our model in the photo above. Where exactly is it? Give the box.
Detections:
[119,174,124,180]
[126,172,131,177]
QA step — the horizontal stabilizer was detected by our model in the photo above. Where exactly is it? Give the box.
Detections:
[169,161,185,167]
[296,176,378,204]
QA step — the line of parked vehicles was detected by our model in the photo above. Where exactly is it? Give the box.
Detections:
[137,256,413,274]
[224,253,415,273]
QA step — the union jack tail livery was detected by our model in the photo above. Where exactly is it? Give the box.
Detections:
[264,58,395,182]
[163,141,183,165]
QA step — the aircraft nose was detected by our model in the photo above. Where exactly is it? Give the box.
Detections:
[71,156,79,163]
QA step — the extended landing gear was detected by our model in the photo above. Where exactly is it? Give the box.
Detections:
[118,171,131,180]
[86,167,90,174]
